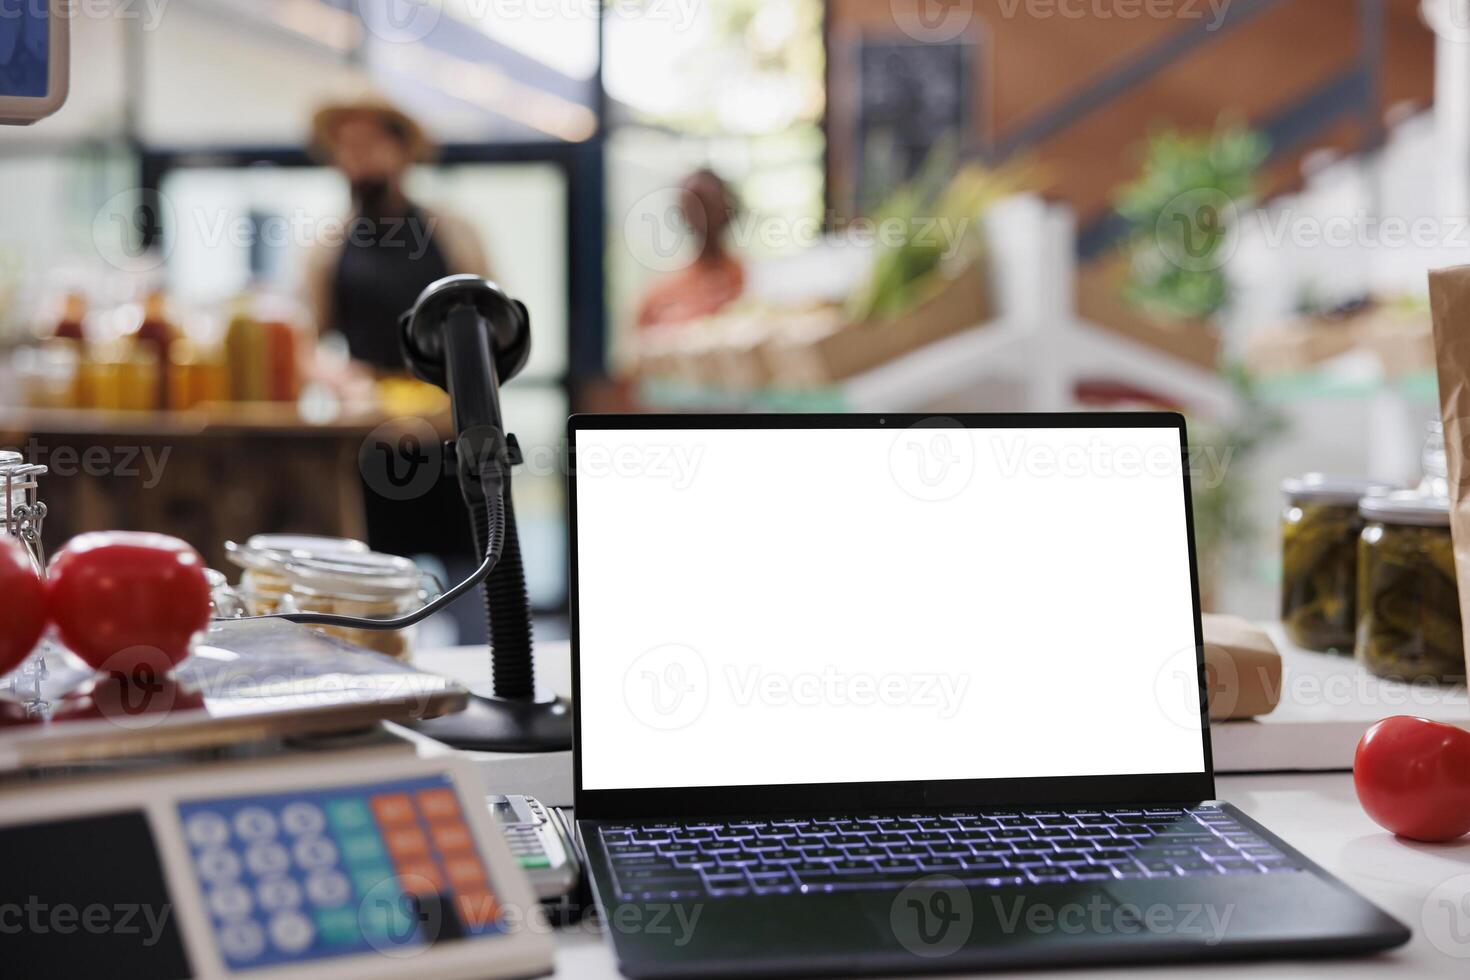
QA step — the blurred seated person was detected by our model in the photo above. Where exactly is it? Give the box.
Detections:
[636,169,745,330]
[304,94,490,370]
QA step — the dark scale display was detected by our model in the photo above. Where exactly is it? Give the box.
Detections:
[1,811,191,979]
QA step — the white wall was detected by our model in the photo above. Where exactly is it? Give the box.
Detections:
[139,3,365,147]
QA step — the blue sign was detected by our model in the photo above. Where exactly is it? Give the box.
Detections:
[0,1,49,99]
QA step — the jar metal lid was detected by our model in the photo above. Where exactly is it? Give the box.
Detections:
[1359,490,1451,527]
[1282,473,1398,505]
[225,534,368,573]
[0,452,45,479]
[282,551,422,600]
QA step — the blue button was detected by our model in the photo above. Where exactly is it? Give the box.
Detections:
[218,920,266,961]
[326,799,373,834]
[350,864,395,896]
[340,833,387,866]
[315,907,360,946]
[359,892,417,948]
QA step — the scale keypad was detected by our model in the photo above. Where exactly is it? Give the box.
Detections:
[179,775,502,971]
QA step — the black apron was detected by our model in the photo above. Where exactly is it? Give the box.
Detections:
[330,209,473,561]
[331,209,451,370]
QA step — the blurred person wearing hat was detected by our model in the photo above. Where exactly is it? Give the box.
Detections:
[636,168,745,330]
[304,96,487,622]
[305,95,490,370]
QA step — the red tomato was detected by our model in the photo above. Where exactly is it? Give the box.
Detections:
[47,531,211,673]
[0,537,45,675]
[1354,715,1470,842]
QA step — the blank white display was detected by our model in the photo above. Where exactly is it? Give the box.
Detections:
[575,426,1206,792]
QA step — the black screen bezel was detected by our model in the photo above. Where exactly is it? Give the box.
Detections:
[568,413,1215,820]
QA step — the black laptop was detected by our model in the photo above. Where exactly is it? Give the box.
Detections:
[568,413,1409,978]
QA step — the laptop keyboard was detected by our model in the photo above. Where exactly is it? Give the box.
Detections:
[598,805,1301,900]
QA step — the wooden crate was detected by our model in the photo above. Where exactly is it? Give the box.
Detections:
[764,261,993,386]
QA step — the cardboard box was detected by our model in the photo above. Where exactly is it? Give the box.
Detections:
[1242,317,1360,376]
[1243,305,1433,378]
[764,260,993,386]
[707,314,776,391]
[1357,307,1434,377]
[1075,257,1220,371]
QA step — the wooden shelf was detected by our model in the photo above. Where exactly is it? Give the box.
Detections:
[0,404,451,439]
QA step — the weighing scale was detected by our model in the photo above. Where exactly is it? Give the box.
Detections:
[0,620,556,979]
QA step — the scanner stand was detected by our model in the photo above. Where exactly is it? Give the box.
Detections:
[409,433,573,754]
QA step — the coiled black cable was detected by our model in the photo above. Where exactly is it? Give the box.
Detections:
[241,458,507,634]
[469,475,534,699]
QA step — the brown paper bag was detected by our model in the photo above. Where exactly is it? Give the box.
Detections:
[1426,266,1470,678]
[1201,614,1281,720]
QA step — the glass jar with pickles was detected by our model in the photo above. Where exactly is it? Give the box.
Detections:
[1356,492,1466,683]
[1280,475,1397,653]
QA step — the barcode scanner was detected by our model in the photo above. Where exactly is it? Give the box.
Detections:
[398,275,572,753]
[244,276,571,753]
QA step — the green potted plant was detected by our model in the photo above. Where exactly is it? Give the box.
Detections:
[1114,121,1269,321]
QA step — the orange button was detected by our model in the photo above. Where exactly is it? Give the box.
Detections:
[444,855,487,889]
[371,794,416,827]
[393,860,445,895]
[455,889,499,928]
[429,822,474,855]
[416,788,461,821]
[385,826,430,860]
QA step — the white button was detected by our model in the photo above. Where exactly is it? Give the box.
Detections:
[196,849,242,883]
[234,807,278,841]
[208,883,253,919]
[256,876,303,912]
[185,812,230,848]
[293,836,338,870]
[305,869,351,908]
[268,911,315,954]
[280,802,326,837]
[218,920,265,961]
[245,841,290,876]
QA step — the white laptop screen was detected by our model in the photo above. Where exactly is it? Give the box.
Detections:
[574,424,1207,792]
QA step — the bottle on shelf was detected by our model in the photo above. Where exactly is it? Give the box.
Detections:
[118,340,160,411]
[167,340,230,411]
[133,289,177,411]
[52,291,87,343]
[223,289,305,405]
[223,296,267,402]
[261,317,299,403]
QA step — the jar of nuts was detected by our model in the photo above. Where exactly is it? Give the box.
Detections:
[280,551,430,661]
[226,534,369,615]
